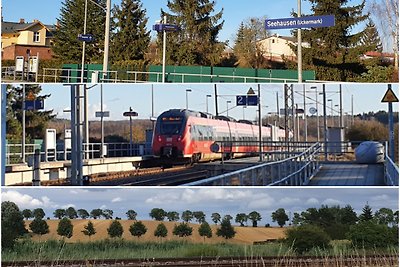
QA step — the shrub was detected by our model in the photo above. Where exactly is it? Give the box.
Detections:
[347,221,396,249]
[285,225,331,254]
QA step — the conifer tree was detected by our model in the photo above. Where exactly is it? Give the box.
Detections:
[53,0,106,63]
[292,0,369,81]
[6,85,55,140]
[82,221,96,240]
[111,0,150,62]
[360,19,383,52]
[159,0,225,66]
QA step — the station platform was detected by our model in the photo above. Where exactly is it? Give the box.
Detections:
[308,162,385,186]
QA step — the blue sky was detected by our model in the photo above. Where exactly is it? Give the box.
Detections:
[31,83,400,121]
[2,188,397,225]
[2,0,372,48]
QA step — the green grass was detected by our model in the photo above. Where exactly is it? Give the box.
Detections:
[2,239,398,262]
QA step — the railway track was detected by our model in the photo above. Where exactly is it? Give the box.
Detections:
[3,255,397,267]
[122,170,209,186]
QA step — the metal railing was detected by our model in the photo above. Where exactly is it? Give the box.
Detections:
[0,67,326,83]
[183,142,322,186]
[384,142,399,186]
[5,142,152,165]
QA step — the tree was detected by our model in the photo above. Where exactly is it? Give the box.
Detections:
[65,207,78,219]
[339,205,358,225]
[173,222,193,237]
[359,204,374,222]
[160,0,225,66]
[347,221,395,248]
[149,208,167,221]
[2,201,27,249]
[53,0,106,63]
[394,210,399,226]
[102,209,114,219]
[248,211,262,227]
[107,220,124,238]
[126,209,138,220]
[285,225,331,255]
[181,210,193,223]
[293,0,369,81]
[198,221,212,241]
[6,85,55,140]
[166,211,180,222]
[82,221,96,240]
[233,16,270,68]
[111,0,150,62]
[272,208,290,228]
[370,0,399,72]
[129,221,147,238]
[32,208,46,220]
[193,211,206,223]
[374,208,395,226]
[211,213,221,224]
[292,212,302,226]
[154,223,168,240]
[54,209,66,219]
[29,218,49,238]
[57,217,73,239]
[90,209,103,219]
[235,213,248,227]
[22,209,33,220]
[360,19,383,52]
[223,214,233,221]
[216,218,236,239]
[77,209,90,219]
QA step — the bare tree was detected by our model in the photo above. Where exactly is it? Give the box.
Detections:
[370,0,399,70]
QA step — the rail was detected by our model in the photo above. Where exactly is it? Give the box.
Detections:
[183,142,322,186]
[384,142,399,186]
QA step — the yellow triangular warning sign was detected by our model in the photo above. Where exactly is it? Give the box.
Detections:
[247,87,256,95]
[26,91,36,101]
[381,88,399,103]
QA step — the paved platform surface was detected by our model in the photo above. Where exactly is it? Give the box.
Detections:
[309,163,385,186]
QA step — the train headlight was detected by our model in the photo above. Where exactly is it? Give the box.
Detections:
[158,135,162,142]
[177,135,182,141]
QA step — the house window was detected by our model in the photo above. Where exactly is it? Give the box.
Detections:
[33,32,40,42]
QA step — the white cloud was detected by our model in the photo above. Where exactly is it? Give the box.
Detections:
[100,205,107,209]
[371,194,390,201]
[111,197,122,203]
[70,189,89,195]
[278,197,301,205]
[1,190,56,209]
[322,198,344,206]
[306,197,319,205]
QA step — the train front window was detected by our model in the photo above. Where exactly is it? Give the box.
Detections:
[160,116,184,135]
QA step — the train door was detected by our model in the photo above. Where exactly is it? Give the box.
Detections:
[225,121,233,159]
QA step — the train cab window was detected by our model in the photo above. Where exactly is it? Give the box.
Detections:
[160,116,184,135]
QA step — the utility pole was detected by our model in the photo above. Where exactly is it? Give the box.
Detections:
[339,84,343,128]
[102,0,111,81]
[22,84,26,163]
[162,15,167,83]
[258,84,263,162]
[214,84,219,116]
[81,0,88,82]
[323,84,328,161]
[297,0,302,82]
[303,84,307,141]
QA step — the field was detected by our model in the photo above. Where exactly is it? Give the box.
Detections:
[26,219,287,244]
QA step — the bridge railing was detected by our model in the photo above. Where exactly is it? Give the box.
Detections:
[183,142,322,186]
[384,142,399,186]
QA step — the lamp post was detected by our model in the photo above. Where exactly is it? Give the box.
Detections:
[226,100,232,116]
[123,108,138,156]
[186,89,192,109]
[311,86,320,142]
[206,94,212,113]
[80,0,88,83]
[327,99,333,127]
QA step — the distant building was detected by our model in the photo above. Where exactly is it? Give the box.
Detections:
[257,35,309,62]
[360,51,395,64]
[1,18,56,60]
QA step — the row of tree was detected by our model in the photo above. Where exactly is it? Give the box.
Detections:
[3,201,398,254]
[51,0,397,82]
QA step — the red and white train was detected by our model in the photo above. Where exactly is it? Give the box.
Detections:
[152,109,288,163]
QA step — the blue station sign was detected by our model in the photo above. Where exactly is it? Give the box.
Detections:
[265,15,335,30]
[236,95,259,106]
[25,99,44,110]
[152,24,180,32]
[78,34,95,42]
